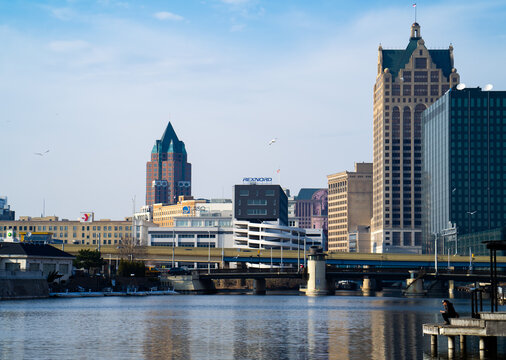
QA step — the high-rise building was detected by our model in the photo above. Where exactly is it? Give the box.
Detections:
[0,197,15,221]
[233,184,288,226]
[294,188,328,231]
[146,122,192,206]
[371,23,460,253]
[422,87,506,255]
[327,163,373,252]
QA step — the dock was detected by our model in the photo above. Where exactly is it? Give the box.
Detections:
[423,312,506,358]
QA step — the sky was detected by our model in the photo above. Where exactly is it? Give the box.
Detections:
[1,0,505,220]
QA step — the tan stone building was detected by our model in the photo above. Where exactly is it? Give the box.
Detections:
[371,23,459,253]
[152,196,207,227]
[327,163,373,252]
[0,216,133,245]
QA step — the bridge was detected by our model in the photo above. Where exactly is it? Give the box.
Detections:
[55,244,506,269]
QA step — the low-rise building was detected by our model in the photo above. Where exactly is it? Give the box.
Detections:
[0,216,133,245]
[152,196,232,227]
[0,242,74,281]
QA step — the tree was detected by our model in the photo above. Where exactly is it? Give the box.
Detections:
[74,249,105,273]
[118,260,145,277]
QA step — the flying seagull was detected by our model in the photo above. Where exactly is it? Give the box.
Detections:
[268,138,277,146]
[34,150,50,156]
[466,210,477,215]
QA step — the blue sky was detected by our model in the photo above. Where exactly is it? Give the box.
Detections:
[1,0,506,220]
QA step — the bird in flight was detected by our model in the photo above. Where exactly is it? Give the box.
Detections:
[466,210,477,215]
[268,138,277,146]
[34,150,50,156]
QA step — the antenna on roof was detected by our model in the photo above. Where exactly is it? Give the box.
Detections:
[456,83,466,90]
[484,84,494,91]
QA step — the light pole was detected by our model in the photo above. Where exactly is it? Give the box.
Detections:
[171,228,175,268]
[208,229,211,274]
[434,232,438,275]
[303,236,307,267]
[297,232,300,270]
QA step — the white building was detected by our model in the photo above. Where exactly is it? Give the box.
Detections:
[233,220,321,250]
[0,243,74,281]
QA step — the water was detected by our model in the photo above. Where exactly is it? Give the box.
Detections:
[0,294,504,359]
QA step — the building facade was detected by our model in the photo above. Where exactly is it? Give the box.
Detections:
[294,189,328,231]
[0,197,15,221]
[0,216,133,245]
[371,23,460,253]
[234,184,288,226]
[146,122,191,206]
[153,197,232,227]
[422,87,506,255]
[327,163,373,252]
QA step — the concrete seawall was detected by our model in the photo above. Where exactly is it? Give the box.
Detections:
[0,279,49,300]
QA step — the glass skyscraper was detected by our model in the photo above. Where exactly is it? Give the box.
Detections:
[422,87,506,255]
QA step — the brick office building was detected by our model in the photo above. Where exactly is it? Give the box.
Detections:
[146,122,192,206]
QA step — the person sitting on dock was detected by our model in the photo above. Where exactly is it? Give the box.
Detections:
[440,299,459,325]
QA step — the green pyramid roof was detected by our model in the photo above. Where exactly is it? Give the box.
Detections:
[381,39,453,81]
[151,122,187,155]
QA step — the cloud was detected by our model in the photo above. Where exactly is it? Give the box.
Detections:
[153,11,184,21]
[230,24,246,32]
[50,7,75,21]
[49,40,90,52]
[221,0,250,4]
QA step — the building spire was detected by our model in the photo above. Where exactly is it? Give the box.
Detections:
[410,22,421,40]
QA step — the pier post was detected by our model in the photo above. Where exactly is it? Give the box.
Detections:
[447,336,455,359]
[460,335,466,352]
[253,278,266,295]
[430,335,437,356]
[305,247,328,296]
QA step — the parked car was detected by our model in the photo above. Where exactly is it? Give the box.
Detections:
[168,267,189,275]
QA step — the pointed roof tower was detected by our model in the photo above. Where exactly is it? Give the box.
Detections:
[151,122,187,155]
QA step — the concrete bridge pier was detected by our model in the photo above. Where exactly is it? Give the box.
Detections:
[305,247,329,296]
[254,278,266,295]
[404,270,425,296]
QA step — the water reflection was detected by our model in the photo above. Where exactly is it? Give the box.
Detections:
[0,295,504,360]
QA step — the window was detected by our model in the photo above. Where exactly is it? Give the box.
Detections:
[403,85,411,96]
[414,71,427,82]
[247,209,267,215]
[430,71,439,82]
[414,85,427,96]
[240,190,249,196]
[265,190,275,196]
[247,199,267,205]
[403,71,411,82]
[415,58,427,69]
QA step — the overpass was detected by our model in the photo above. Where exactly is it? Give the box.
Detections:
[55,244,506,270]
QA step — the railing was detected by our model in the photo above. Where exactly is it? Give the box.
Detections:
[471,287,485,319]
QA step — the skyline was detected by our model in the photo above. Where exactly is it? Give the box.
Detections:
[2,0,506,220]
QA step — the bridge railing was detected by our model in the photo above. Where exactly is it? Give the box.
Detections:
[193,268,300,274]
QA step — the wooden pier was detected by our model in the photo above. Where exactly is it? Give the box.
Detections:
[423,312,506,358]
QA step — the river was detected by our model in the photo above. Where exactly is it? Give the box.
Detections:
[0,292,504,359]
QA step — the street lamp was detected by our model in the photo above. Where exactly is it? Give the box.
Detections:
[208,229,211,274]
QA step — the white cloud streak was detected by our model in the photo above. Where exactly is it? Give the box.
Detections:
[153,11,184,21]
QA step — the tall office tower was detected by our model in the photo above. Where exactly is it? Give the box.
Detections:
[327,163,373,252]
[423,87,506,255]
[146,122,192,206]
[371,23,460,253]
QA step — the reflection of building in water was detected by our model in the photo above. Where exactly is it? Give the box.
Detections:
[141,311,191,359]
[370,301,423,360]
